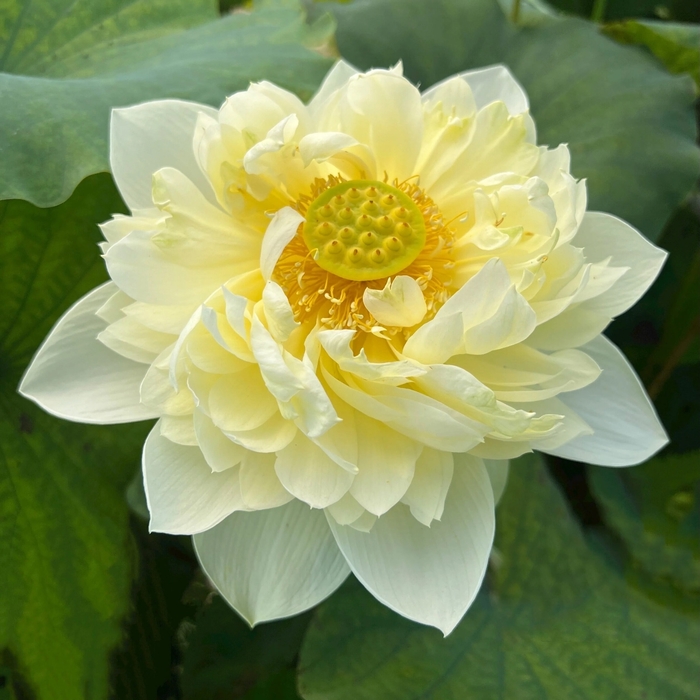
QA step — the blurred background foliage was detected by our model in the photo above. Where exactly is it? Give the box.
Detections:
[0,0,697,698]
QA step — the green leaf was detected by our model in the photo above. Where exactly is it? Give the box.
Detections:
[110,531,200,700]
[298,455,700,700]
[317,0,699,240]
[604,20,700,88]
[181,595,308,700]
[0,174,153,700]
[588,452,700,596]
[0,0,332,207]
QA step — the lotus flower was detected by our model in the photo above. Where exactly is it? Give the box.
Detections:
[20,61,668,634]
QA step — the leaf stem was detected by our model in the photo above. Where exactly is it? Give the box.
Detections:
[591,0,608,22]
[512,0,521,23]
[648,316,700,400]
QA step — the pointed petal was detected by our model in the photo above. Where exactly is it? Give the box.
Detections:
[194,501,350,625]
[275,435,354,509]
[575,212,667,317]
[239,451,293,510]
[543,335,668,466]
[111,100,218,211]
[19,283,156,424]
[260,207,304,280]
[401,448,454,526]
[482,458,510,506]
[328,458,494,634]
[143,423,245,535]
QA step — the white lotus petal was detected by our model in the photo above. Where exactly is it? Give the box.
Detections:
[309,59,360,116]
[260,207,304,280]
[298,132,360,167]
[425,64,529,116]
[143,423,245,535]
[239,451,293,510]
[543,335,668,466]
[193,410,246,472]
[363,276,427,328]
[574,212,667,317]
[349,413,421,516]
[328,457,494,635]
[401,448,454,526]
[482,458,510,506]
[275,435,354,509]
[194,501,350,625]
[19,283,156,424]
[111,100,218,211]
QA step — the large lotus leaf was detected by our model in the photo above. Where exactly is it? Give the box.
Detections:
[298,454,700,700]
[181,595,309,700]
[589,452,700,595]
[603,20,700,87]
[317,0,699,241]
[0,0,333,207]
[0,174,152,700]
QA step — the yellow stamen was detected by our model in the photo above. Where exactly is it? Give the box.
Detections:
[273,174,455,334]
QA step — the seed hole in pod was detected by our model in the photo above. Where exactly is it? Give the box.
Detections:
[396,222,413,238]
[357,213,373,229]
[385,236,403,253]
[316,222,335,237]
[360,231,376,247]
[371,248,387,264]
[325,240,343,255]
[339,226,355,241]
[348,247,364,264]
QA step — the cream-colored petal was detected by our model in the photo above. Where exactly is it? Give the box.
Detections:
[194,501,349,625]
[260,207,304,280]
[19,283,156,424]
[542,335,668,466]
[208,370,279,433]
[143,424,245,535]
[160,414,197,446]
[328,457,494,635]
[401,448,454,526]
[574,212,667,317]
[363,276,427,328]
[275,436,354,509]
[193,410,246,472]
[239,451,293,510]
[349,414,421,516]
[110,100,218,211]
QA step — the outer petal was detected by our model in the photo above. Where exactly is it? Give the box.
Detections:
[111,100,219,211]
[424,64,529,116]
[143,423,245,535]
[328,458,495,635]
[574,212,668,317]
[543,335,668,466]
[194,500,350,625]
[482,458,510,506]
[19,283,156,424]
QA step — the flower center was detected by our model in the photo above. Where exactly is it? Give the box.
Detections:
[303,180,427,281]
[274,174,455,334]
